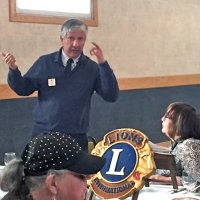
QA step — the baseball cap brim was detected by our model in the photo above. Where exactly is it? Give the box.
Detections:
[67,151,106,175]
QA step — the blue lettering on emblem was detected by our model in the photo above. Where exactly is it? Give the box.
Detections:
[100,143,137,182]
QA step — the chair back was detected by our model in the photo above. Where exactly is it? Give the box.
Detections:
[145,152,178,189]
[87,136,97,153]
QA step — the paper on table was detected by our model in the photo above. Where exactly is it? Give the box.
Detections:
[0,166,4,170]
[148,141,171,153]
[172,198,200,200]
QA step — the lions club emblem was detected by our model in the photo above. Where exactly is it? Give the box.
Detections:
[88,128,156,199]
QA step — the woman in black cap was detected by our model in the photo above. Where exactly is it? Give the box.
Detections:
[0,132,106,200]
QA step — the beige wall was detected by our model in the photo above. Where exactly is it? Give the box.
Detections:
[1,0,200,84]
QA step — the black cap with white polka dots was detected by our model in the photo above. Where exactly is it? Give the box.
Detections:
[21,132,106,176]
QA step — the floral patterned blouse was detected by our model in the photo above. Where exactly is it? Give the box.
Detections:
[158,138,200,182]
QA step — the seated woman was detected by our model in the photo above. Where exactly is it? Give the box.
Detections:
[150,102,200,185]
[0,132,106,200]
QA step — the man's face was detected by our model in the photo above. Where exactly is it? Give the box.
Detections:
[54,172,88,200]
[60,28,86,59]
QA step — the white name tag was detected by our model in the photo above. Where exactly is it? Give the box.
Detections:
[48,78,56,87]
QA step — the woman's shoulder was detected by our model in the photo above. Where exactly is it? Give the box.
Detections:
[173,138,200,156]
[175,138,200,158]
[182,138,200,147]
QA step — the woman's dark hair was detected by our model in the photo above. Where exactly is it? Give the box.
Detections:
[165,102,200,140]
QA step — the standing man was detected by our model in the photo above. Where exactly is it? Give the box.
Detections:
[1,19,119,151]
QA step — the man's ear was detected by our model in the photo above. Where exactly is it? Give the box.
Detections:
[60,36,64,42]
[45,174,58,195]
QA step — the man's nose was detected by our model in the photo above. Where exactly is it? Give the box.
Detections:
[72,40,79,46]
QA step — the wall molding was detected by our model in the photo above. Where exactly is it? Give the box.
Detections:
[1,74,200,100]
[117,74,200,90]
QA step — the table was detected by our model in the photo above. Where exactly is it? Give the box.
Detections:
[135,184,200,200]
[89,184,200,200]
[0,191,6,200]
[0,166,7,200]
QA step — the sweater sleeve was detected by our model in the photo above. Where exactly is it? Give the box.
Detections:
[7,67,37,96]
[95,61,119,102]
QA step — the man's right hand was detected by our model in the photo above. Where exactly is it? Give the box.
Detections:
[0,52,18,70]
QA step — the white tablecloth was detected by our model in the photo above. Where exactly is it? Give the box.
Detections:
[0,166,6,200]
[1,184,200,200]
[90,184,200,200]
[136,184,200,200]
[0,191,6,200]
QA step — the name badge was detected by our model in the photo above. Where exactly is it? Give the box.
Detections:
[48,78,56,87]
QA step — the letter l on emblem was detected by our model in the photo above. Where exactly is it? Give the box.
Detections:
[106,149,125,175]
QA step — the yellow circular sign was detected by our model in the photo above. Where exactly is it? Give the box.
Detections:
[88,128,156,199]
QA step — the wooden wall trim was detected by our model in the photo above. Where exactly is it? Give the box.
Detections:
[0,85,37,100]
[118,74,200,90]
[1,74,200,100]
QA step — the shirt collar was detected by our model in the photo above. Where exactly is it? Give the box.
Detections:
[171,138,184,150]
[61,49,80,68]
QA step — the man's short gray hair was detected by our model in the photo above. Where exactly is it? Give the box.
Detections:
[61,19,88,38]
